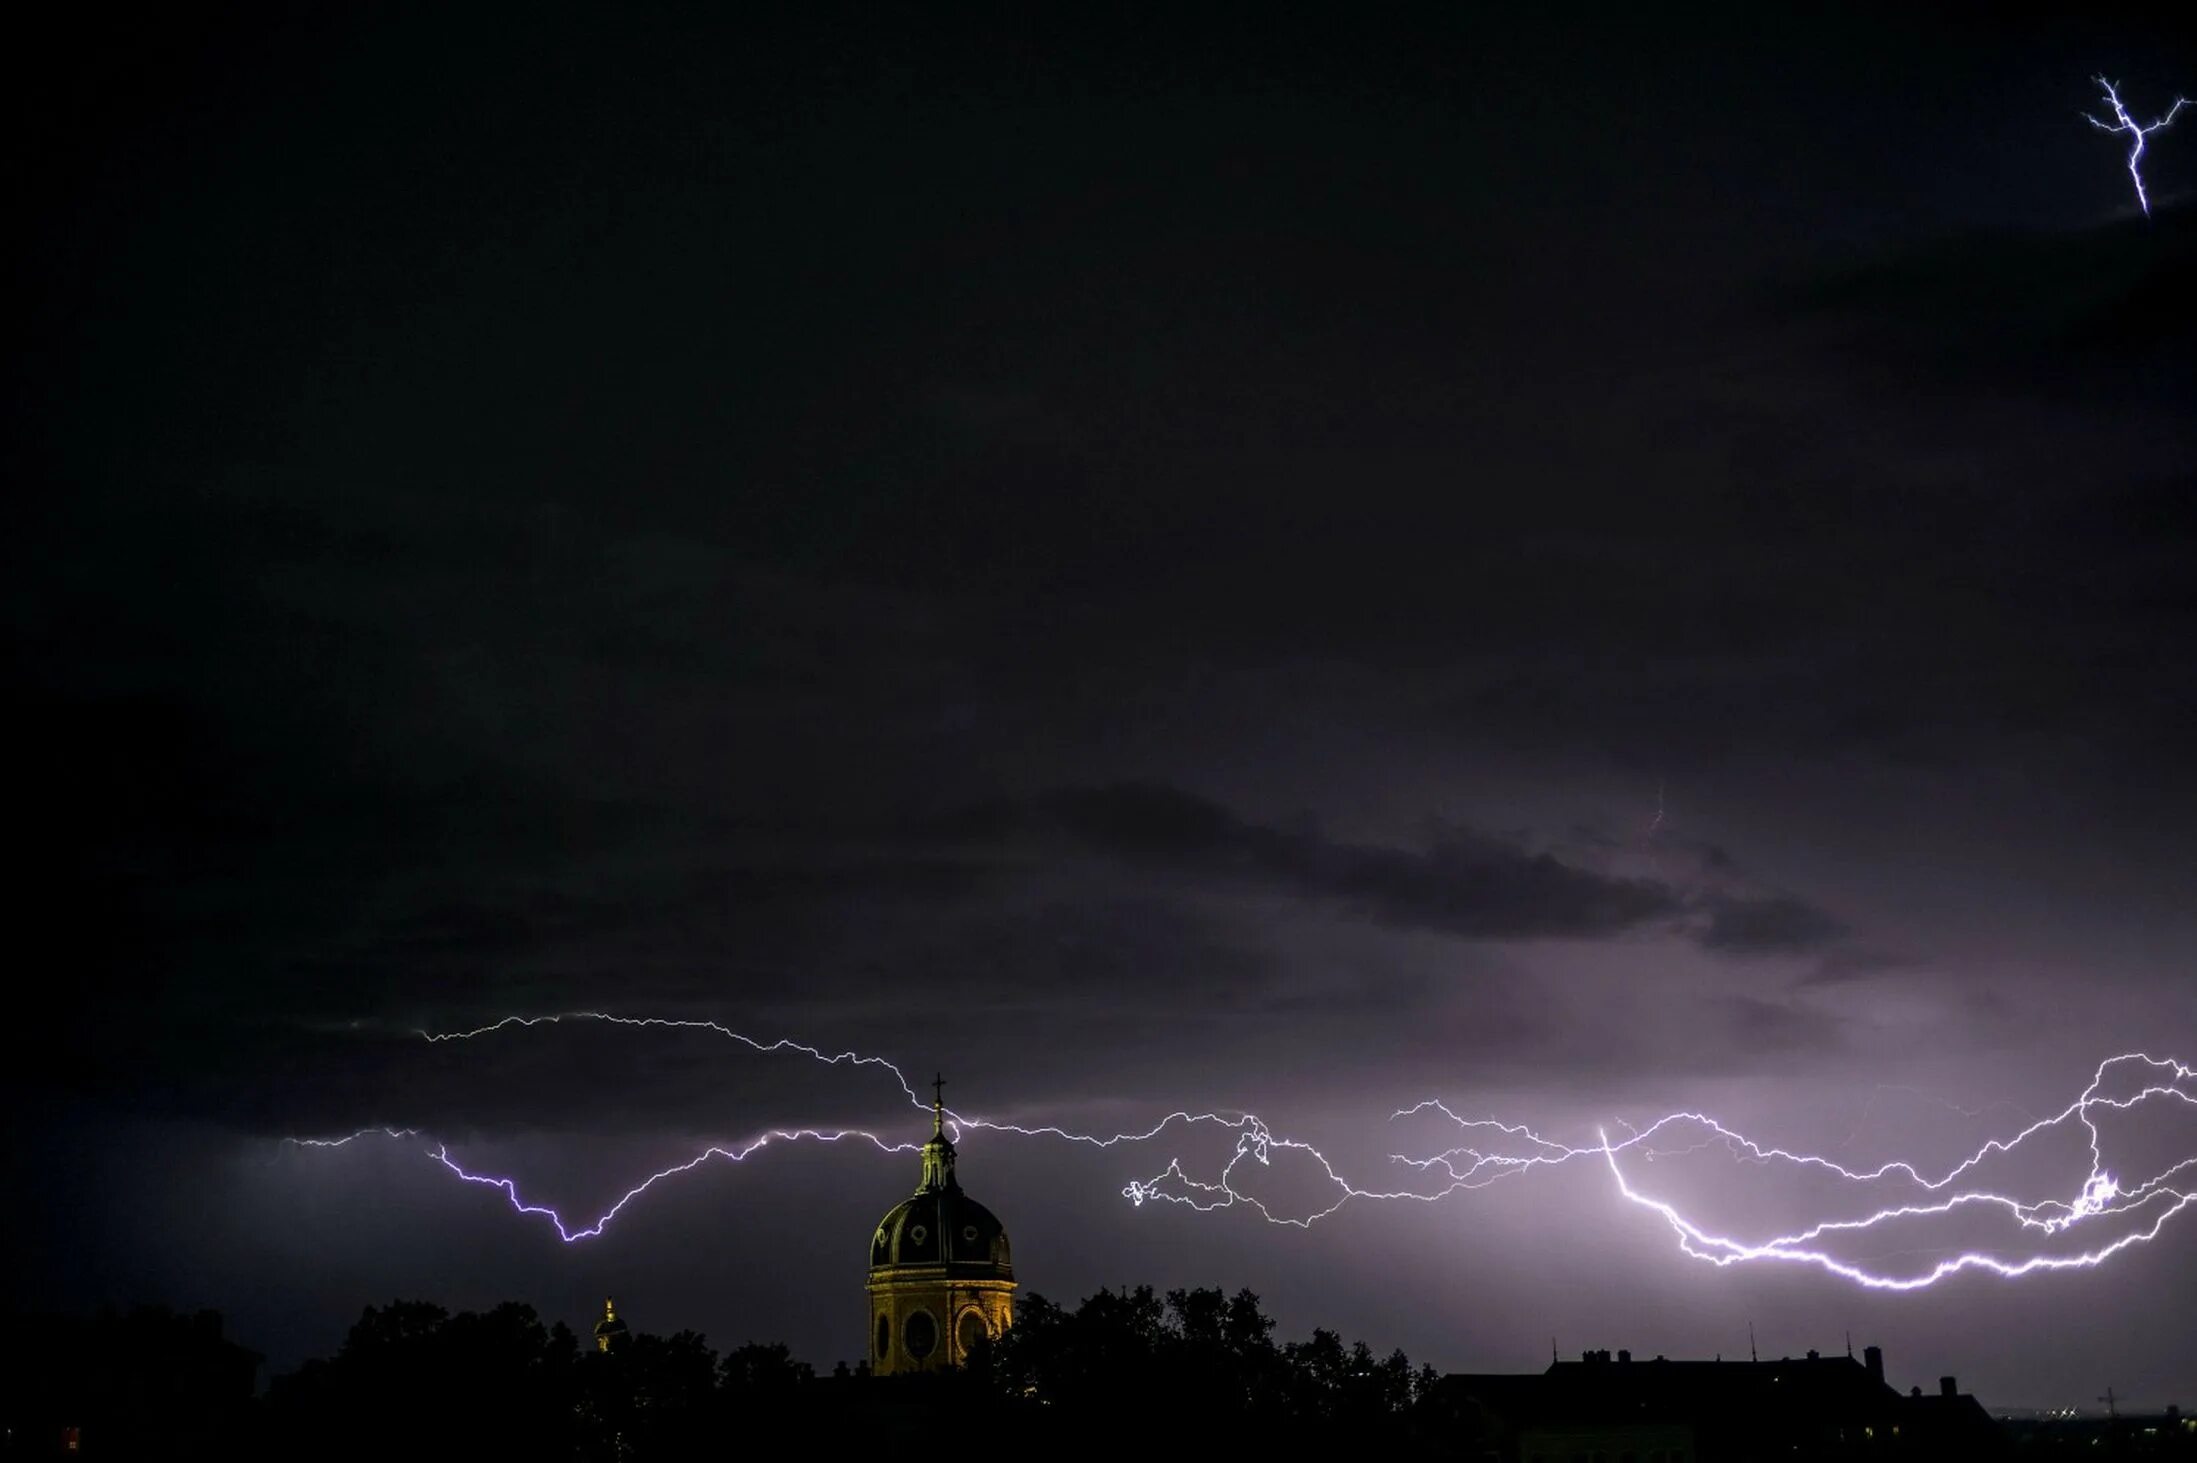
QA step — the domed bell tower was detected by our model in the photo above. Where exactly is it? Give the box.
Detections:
[593,1297,630,1354]
[865,1075,1015,1375]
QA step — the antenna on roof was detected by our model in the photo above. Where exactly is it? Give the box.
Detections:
[1749,1322,1759,1363]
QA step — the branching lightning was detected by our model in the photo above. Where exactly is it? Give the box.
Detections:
[294,1012,2196,1292]
[433,1129,924,1243]
[2086,75,2188,217]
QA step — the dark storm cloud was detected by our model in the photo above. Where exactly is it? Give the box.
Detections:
[837,893,1287,1015]
[1800,946,1909,987]
[1695,893,1851,956]
[1710,994,1845,1056]
[10,0,2196,1404]
[935,781,1857,959]
[1789,214,2196,402]
[1027,782,1680,940]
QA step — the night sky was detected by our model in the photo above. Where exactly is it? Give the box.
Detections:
[9,3,2196,1410]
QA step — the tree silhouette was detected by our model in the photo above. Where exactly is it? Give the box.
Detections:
[267,1301,579,1458]
[0,1306,259,1456]
[15,1285,1443,1455]
[964,1283,1439,1441]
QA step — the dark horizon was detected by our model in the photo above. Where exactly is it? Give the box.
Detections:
[7,1,2194,1416]
[10,1285,2047,1413]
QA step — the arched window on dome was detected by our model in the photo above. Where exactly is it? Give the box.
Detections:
[876,1313,890,1362]
[904,1309,938,1361]
[957,1310,988,1358]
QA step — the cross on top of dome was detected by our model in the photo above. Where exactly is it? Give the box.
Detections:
[919,1072,957,1192]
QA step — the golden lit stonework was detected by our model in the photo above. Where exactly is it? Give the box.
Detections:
[593,1296,629,1354]
[865,1075,1015,1374]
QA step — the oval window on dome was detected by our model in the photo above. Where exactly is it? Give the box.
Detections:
[962,1224,979,1243]
[904,1310,938,1360]
[908,1223,928,1244]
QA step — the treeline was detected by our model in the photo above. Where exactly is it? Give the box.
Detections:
[267,1300,806,1457]
[1,1307,259,1458]
[3,1287,1441,1457]
[967,1283,1443,1426]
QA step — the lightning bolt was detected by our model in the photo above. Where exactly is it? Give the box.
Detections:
[283,1125,421,1149]
[432,1129,924,1243]
[295,1014,2197,1290]
[2086,75,2189,217]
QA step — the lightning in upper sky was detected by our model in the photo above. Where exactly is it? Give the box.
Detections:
[294,1012,2196,1292]
[2086,75,2188,217]
[283,1125,421,1149]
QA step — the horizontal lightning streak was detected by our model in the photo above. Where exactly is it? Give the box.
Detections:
[1601,1127,2197,1290]
[293,1014,2195,1289]
[432,1130,922,1243]
[284,1126,420,1148]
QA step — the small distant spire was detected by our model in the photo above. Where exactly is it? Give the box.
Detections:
[1846,1330,1854,1359]
[1749,1322,1758,1363]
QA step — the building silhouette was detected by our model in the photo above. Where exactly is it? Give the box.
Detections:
[1435,1342,2006,1461]
[864,1076,1016,1375]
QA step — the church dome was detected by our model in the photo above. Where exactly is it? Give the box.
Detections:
[870,1183,1013,1274]
[865,1077,1018,1376]
[592,1297,630,1353]
[867,1089,1013,1279]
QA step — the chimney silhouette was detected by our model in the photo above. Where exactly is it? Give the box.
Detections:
[1863,1346,1884,1385]
[1940,1376,1958,1398]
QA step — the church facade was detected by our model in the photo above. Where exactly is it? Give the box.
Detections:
[865,1079,1016,1375]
